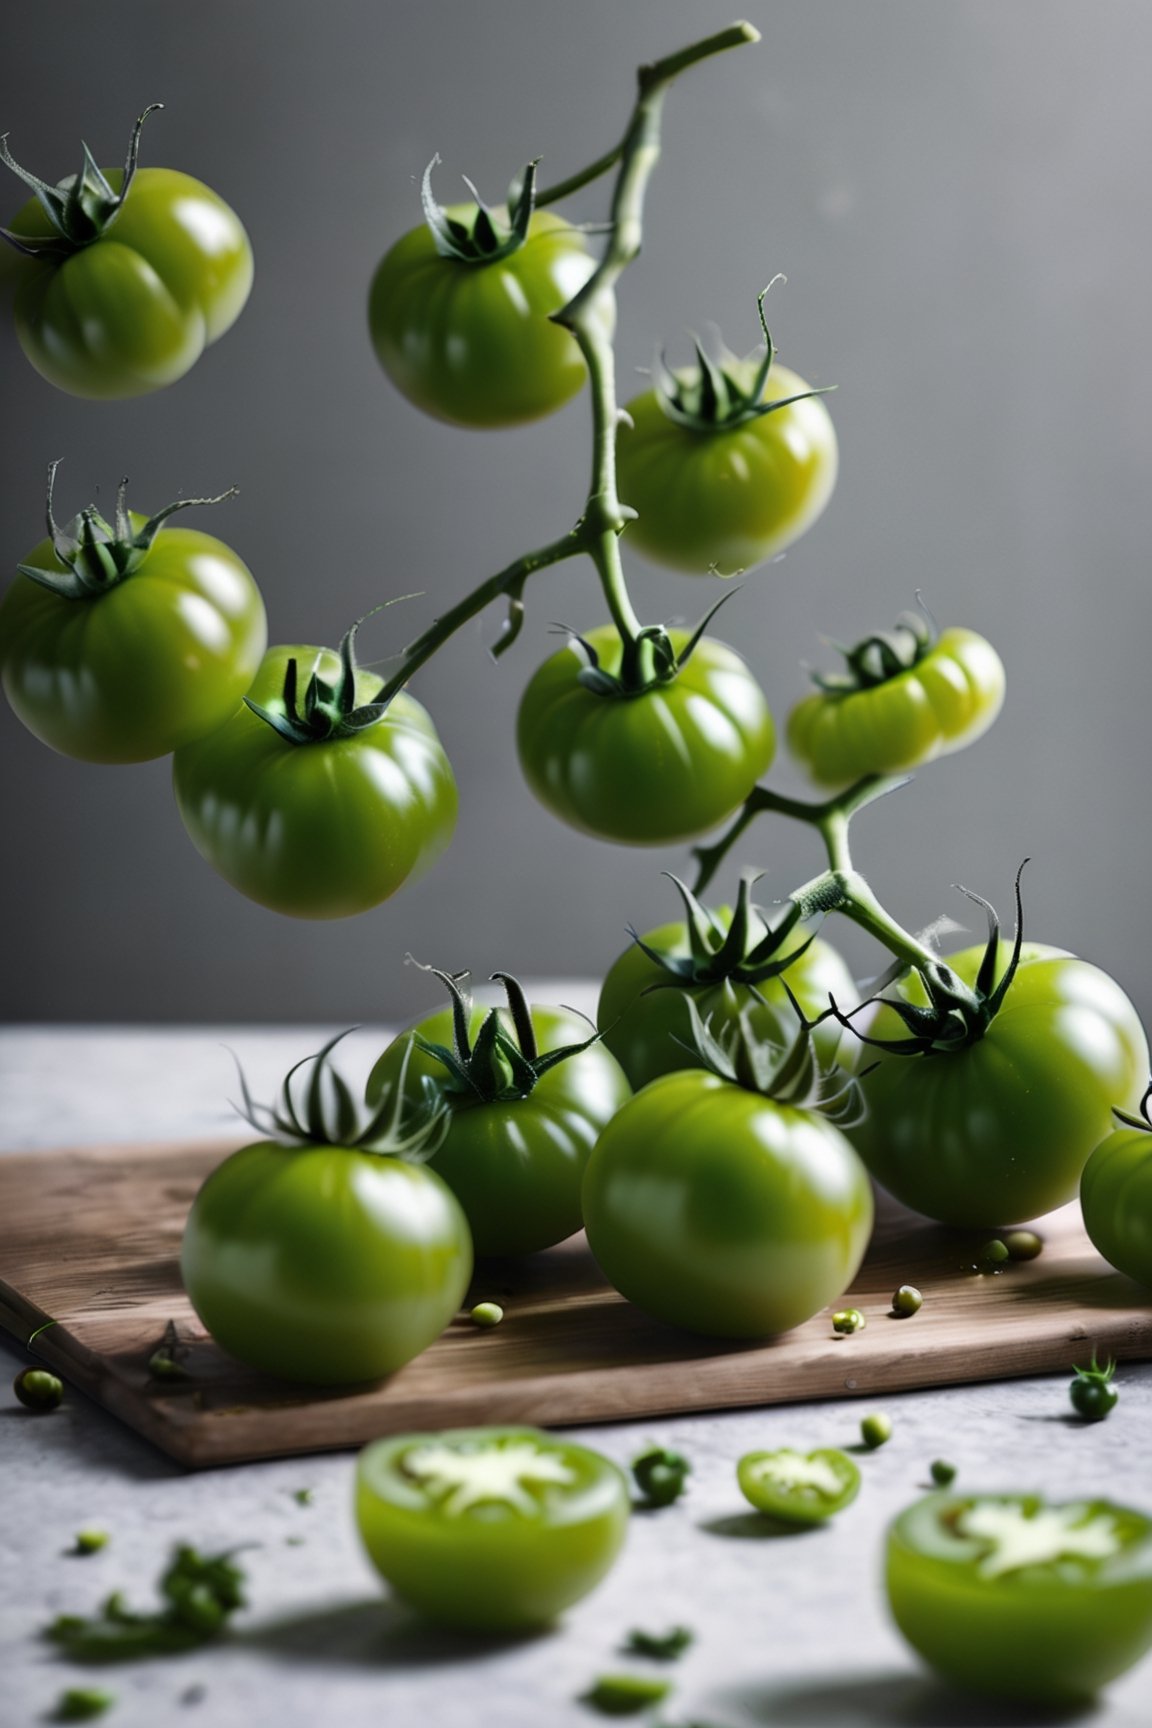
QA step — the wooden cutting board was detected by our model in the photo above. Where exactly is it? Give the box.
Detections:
[2,1137,1150,1468]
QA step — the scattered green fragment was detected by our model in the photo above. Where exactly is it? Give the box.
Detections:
[831,1307,865,1335]
[981,1239,1010,1268]
[622,1626,694,1661]
[929,1459,957,1487]
[582,1673,673,1716]
[891,1285,922,1317]
[1004,1229,1043,1261]
[284,1536,305,1547]
[147,1351,190,1381]
[46,1546,246,1662]
[860,1412,892,1450]
[631,1445,691,1507]
[73,1532,110,1557]
[53,1689,115,1721]
[14,1366,63,1410]
[469,1302,504,1328]
[292,1489,313,1506]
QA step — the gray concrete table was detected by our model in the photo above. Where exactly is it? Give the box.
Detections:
[2,1023,1151,1728]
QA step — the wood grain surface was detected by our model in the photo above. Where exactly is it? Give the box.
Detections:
[2,1137,1150,1468]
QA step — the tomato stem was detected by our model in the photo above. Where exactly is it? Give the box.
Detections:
[370,24,760,692]
[372,533,581,705]
[692,773,980,1008]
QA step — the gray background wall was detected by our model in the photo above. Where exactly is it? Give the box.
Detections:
[1,0,1150,1026]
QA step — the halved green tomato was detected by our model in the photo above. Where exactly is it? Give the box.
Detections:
[355,1426,630,1631]
[736,1448,860,1523]
[887,1492,1152,1703]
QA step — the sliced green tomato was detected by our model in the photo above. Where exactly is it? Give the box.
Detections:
[355,1426,629,1632]
[737,1447,860,1523]
[886,1492,1152,1704]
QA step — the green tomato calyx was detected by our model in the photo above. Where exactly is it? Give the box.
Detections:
[245,612,411,744]
[231,1029,448,1161]
[400,1435,576,1516]
[832,863,1030,1057]
[953,1498,1123,1580]
[571,589,738,700]
[652,281,834,433]
[16,462,238,601]
[47,1544,246,1660]
[0,105,162,261]
[631,870,815,992]
[420,152,539,263]
[407,962,605,1104]
[680,996,866,1123]
[808,600,937,695]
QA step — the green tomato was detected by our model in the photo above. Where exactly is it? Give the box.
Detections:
[736,1447,860,1523]
[368,1004,631,1255]
[886,1492,1152,1704]
[1081,1102,1152,1288]
[2,516,266,764]
[516,626,775,845]
[368,208,593,427]
[581,1070,874,1338]
[355,1426,629,1631]
[1069,1358,1119,1422]
[616,363,837,577]
[172,645,458,918]
[788,627,1005,787]
[849,944,1149,1226]
[6,169,252,399]
[598,912,855,1091]
[181,1141,471,1385]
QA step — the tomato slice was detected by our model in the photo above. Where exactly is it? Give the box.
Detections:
[355,1426,630,1631]
[736,1448,861,1523]
[886,1492,1152,1703]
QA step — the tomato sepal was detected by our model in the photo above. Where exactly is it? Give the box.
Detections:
[652,283,834,433]
[0,105,162,260]
[408,964,606,1105]
[15,461,237,600]
[419,153,539,263]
